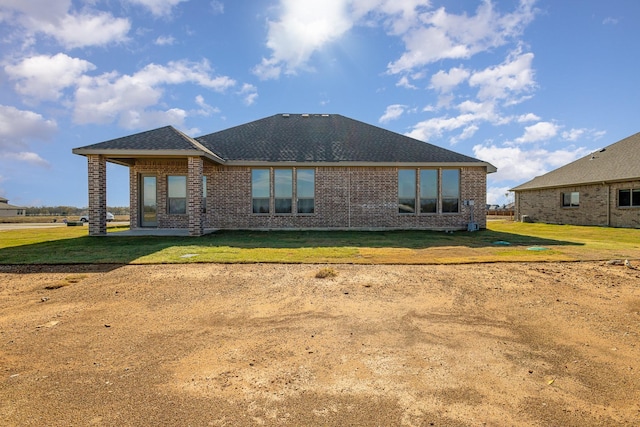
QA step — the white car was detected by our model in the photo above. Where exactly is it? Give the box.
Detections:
[80,212,114,222]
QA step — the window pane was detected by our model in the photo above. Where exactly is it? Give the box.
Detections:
[420,169,437,213]
[441,169,459,213]
[253,198,270,214]
[562,193,571,206]
[297,169,315,198]
[297,199,314,214]
[398,170,416,214]
[633,189,640,206]
[442,199,458,213]
[441,169,459,198]
[275,198,292,213]
[274,169,292,197]
[168,176,186,197]
[619,189,630,207]
[420,199,437,213]
[202,176,207,213]
[571,192,579,206]
[252,169,270,198]
[168,176,186,214]
[168,198,186,214]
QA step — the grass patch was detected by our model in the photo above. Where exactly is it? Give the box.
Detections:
[315,267,338,279]
[1,220,640,265]
[44,275,88,290]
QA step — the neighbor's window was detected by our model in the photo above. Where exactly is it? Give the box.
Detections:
[619,189,640,207]
[297,169,315,214]
[398,169,416,214]
[252,169,270,213]
[441,169,460,213]
[167,175,187,214]
[420,169,438,213]
[275,169,293,213]
[562,192,580,207]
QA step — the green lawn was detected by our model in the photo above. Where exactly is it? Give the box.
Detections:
[1,221,639,265]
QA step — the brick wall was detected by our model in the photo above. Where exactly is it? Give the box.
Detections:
[514,180,640,228]
[87,154,107,236]
[131,159,488,230]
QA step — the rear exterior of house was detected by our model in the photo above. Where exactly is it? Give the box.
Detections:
[512,132,640,228]
[73,114,496,236]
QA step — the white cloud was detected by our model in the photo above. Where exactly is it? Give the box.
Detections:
[3,151,50,167]
[486,185,514,205]
[517,113,540,122]
[405,113,477,142]
[469,50,535,102]
[0,0,130,48]
[379,104,406,123]
[396,75,417,89]
[254,0,353,79]
[155,35,176,46]
[74,60,236,128]
[430,67,470,93]
[238,84,258,106]
[127,0,188,17]
[5,53,96,102]
[387,0,537,74]
[210,1,224,15]
[0,105,57,151]
[473,143,589,184]
[512,121,558,144]
[194,95,220,116]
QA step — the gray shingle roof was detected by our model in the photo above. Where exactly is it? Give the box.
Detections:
[512,131,640,191]
[73,113,496,170]
[196,114,487,164]
[75,126,202,151]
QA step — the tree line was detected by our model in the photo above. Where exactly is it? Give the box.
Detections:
[25,206,130,216]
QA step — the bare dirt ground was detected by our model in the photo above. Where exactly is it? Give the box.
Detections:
[1,262,639,426]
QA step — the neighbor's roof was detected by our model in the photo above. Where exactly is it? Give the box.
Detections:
[73,113,496,171]
[512,131,640,191]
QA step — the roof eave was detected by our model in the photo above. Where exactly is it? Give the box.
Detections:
[223,160,496,171]
[72,148,226,164]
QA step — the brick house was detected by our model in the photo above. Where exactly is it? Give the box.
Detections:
[511,131,640,228]
[72,113,496,236]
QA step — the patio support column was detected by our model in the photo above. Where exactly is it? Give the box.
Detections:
[188,156,204,236]
[87,154,107,236]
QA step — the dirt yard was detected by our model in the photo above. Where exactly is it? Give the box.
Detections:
[1,262,639,426]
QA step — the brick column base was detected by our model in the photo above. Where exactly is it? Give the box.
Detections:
[188,156,204,236]
[87,155,107,236]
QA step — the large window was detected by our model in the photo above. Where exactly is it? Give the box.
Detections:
[619,189,640,207]
[275,169,293,213]
[167,175,187,214]
[398,168,460,214]
[398,169,416,214]
[441,169,460,213]
[252,169,270,213]
[252,168,315,214]
[297,169,315,214]
[420,169,438,213]
[562,191,580,207]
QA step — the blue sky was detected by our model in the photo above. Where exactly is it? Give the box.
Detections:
[1,0,639,208]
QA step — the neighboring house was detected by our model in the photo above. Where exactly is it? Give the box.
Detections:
[511,132,640,228]
[0,197,25,217]
[72,113,496,236]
